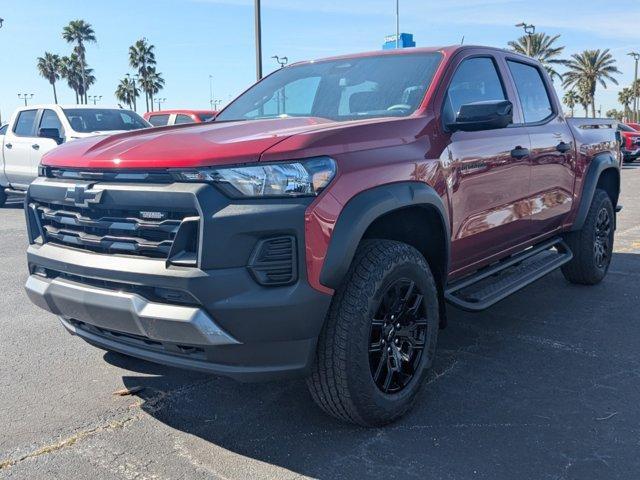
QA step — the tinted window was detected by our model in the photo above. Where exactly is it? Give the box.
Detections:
[175,114,194,125]
[148,114,170,126]
[198,113,216,122]
[39,109,64,133]
[443,57,506,125]
[217,53,442,122]
[63,108,148,132]
[0,124,7,135]
[14,109,38,136]
[507,61,553,123]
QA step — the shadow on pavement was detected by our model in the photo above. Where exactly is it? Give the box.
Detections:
[111,252,640,479]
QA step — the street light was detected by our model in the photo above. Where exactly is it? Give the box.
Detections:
[271,55,288,68]
[395,0,400,49]
[255,0,262,81]
[515,22,536,56]
[154,97,166,110]
[88,95,102,105]
[629,52,640,122]
[18,93,34,106]
[126,73,139,112]
[0,18,4,29]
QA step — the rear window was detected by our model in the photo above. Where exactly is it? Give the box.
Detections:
[14,110,38,136]
[63,108,149,132]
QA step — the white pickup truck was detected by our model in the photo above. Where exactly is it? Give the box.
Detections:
[0,105,150,206]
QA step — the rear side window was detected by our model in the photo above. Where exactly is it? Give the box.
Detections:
[13,109,38,136]
[507,61,554,123]
[39,109,64,132]
[0,125,7,135]
[148,114,170,126]
[175,114,194,124]
[443,57,506,126]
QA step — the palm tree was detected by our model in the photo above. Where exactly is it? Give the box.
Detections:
[129,38,156,112]
[562,90,579,116]
[508,32,567,81]
[139,67,165,111]
[562,49,620,118]
[36,52,61,104]
[618,87,634,120]
[115,77,139,110]
[62,20,96,104]
[59,54,83,104]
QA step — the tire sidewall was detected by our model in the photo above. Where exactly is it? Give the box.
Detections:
[588,193,614,279]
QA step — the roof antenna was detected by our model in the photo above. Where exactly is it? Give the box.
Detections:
[460,36,465,45]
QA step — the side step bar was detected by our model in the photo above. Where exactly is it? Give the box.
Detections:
[4,187,27,197]
[445,237,573,312]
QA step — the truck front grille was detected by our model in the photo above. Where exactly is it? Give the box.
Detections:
[34,201,198,259]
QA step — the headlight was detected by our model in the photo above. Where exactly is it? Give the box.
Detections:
[172,157,336,198]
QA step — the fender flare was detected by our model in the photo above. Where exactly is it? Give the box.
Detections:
[319,182,450,289]
[571,153,620,232]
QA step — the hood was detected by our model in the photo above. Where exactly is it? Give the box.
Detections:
[42,117,335,169]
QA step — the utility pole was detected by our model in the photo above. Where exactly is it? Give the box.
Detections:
[395,0,400,49]
[629,52,640,122]
[255,0,262,81]
[18,93,34,106]
[515,22,535,56]
[154,97,166,110]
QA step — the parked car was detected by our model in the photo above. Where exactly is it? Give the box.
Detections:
[619,123,640,163]
[144,110,217,127]
[25,46,621,426]
[0,105,150,206]
[626,122,640,131]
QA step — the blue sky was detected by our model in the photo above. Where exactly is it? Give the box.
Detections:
[0,0,639,120]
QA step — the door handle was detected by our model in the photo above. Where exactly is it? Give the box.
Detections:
[5,143,12,149]
[510,147,530,160]
[32,144,40,150]
[556,141,572,153]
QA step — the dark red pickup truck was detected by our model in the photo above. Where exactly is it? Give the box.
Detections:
[24,46,621,426]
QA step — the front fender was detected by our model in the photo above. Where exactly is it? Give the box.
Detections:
[319,182,450,289]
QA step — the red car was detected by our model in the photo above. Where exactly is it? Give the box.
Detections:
[619,123,640,163]
[144,109,217,127]
[26,46,620,426]
[626,122,640,131]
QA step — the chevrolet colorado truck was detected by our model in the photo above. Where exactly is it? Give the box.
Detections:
[0,105,150,206]
[24,46,621,426]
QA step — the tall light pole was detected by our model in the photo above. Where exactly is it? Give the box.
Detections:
[395,0,400,49]
[126,73,139,112]
[272,55,288,68]
[154,97,166,110]
[18,93,34,106]
[629,52,640,122]
[209,75,215,110]
[88,95,102,105]
[515,22,535,56]
[255,0,262,81]
[0,18,4,28]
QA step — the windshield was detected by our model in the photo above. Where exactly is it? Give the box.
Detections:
[217,52,442,122]
[63,108,149,133]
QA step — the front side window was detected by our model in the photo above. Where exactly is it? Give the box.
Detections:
[39,109,64,133]
[175,114,195,124]
[217,52,443,122]
[443,57,506,125]
[63,108,148,132]
[148,114,170,126]
[13,110,37,136]
[507,61,553,123]
[0,124,7,135]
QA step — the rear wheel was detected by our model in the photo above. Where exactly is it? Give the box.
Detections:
[562,189,614,285]
[307,240,439,426]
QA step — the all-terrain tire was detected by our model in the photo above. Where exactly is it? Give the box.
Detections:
[561,189,614,285]
[306,239,440,427]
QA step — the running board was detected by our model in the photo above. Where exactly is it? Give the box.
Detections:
[4,187,26,197]
[445,238,573,312]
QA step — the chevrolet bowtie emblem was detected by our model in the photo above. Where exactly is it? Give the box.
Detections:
[64,185,103,207]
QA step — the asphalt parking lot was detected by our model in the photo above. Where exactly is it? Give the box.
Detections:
[1,165,639,480]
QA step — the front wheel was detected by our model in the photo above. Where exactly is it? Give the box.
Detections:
[562,189,614,285]
[307,240,440,427]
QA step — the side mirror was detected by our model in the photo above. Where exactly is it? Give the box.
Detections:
[38,127,63,145]
[447,100,513,132]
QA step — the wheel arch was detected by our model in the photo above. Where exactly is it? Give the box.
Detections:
[571,153,620,232]
[319,182,450,291]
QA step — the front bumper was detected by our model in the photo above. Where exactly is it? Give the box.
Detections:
[25,177,332,381]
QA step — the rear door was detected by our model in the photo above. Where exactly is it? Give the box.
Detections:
[506,59,575,234]
[33,109,65,170]
[4,109,39,188]
[441,54,533,273]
